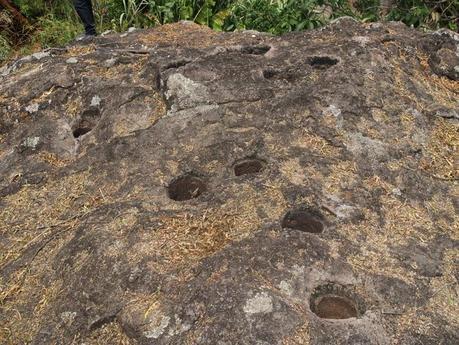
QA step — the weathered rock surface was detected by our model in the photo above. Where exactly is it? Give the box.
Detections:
[0,20,458,345]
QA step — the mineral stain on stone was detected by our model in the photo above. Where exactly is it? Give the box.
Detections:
[282,209,324,233]
[233,158,265,176]
[168,174,206,201]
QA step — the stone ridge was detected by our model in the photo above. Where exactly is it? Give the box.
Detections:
[0,20,458,345]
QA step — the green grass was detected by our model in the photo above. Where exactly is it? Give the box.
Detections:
[34,15,83,48]
[0,34,12,60]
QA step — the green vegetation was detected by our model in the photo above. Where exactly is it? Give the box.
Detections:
[0,0,458,62]
[356,0,458,30]
[0,32,11,59]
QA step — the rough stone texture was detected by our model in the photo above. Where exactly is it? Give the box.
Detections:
[0,20,458,345]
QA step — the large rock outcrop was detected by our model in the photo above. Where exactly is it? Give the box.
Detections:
[0,20,458,344]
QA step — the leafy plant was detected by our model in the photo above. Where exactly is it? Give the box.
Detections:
[143,0,231,29]
[34,14,82,47]
[356,0,458,31]
[387,0,458,31]
[118,0,151,30]
[1,0,457,63]
[223,0,352,34]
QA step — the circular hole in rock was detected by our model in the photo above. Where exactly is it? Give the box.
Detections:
[73,127,92,138]
[168,174,206,201]
[72,119,94,138]
[263,69,277,79]
[72,109,101,139]
[234,158,265,176]
[310,284,364,320]
[307,56,339,69]
[240,45,271,55]
[281,209,323,233]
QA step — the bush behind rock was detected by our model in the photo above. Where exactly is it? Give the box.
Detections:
[1,0,457,62]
